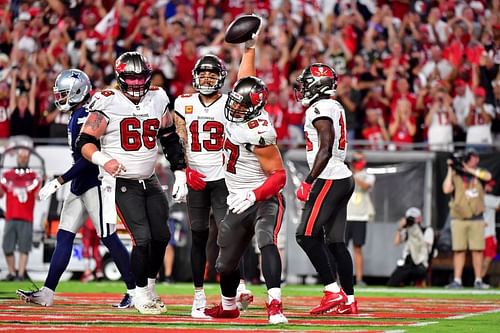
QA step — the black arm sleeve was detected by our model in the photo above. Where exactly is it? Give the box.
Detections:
[75,133,101,154]
[159,131,187,171]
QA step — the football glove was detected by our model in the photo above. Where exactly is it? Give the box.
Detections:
[39,178,63,200]
[186,167,206,191]
[296,181,312,202]
[228,191,256,214]
[172,170,188,203]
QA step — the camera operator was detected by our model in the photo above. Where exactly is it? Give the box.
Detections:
[442,148,492,289]
[387,208,434,287]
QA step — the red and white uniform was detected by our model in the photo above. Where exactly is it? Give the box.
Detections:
[1,169,41,222]
[303,99,352,180]
[465,105,495,145]
[88,87,169,179]
[174,93,227,181]
[223,111,277,200]
[427,108,454,149]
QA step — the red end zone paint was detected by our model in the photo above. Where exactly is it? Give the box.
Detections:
[2,293,500,332]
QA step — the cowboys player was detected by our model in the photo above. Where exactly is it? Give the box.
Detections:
[16,69,136,308]
[174,55,252,318]
[294,63,357,315]
[77,52,188,315]
[204,31,288,325]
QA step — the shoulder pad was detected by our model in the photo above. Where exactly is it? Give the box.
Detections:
[88,90,116,113]
[245,117,277,146]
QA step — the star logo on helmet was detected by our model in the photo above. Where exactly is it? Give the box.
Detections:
[71,72,80,79]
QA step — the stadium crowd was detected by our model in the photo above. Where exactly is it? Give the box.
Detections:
[0,0,499,148]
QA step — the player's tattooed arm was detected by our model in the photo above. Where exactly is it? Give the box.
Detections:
[174,112,188,146]
[81,111,108,138]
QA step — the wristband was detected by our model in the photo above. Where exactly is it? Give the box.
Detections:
[305,175,315,184]
[91,151,112,167]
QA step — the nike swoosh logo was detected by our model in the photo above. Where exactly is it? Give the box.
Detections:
[337,307,350,314]
[258,131,266,134]
[326,295,343,304]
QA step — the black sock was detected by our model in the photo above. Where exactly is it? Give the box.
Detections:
[260,245,282,289]
[328,242,354,295]
[296,235,335,285]
[191,229,209,287]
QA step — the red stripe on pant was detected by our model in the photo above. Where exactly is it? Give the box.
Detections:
[304,180,333,236]
[273,193,285,245]
[116,205,136,246]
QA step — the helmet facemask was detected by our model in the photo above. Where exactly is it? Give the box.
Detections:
[224,77,268,123]
[53,69,92,112]
[192,55,227,95]
[115,52,152,99]
[295,64,337,107]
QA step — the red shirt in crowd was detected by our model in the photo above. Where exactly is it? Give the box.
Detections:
[265,103,289,143]
[286,92,305,126]
[0,96,10,138]
[1,169,40,223]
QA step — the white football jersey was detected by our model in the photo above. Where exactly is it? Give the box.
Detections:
[174,93,227,181]
[223,111,277,198]
[304,99,352,180]
[88,87,169,179]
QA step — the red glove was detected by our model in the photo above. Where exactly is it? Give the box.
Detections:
[186,167,206,191]
[296,181,312,202]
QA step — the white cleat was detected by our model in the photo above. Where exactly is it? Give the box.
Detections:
[135,298,162,315]
[16,287,54,307]
[152,296,167,313]
[191,292,211,319]
[236,289,254,311]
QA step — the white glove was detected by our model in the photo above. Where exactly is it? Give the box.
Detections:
[228,191,256,214]
[172,170,188,203]
[39,178,63,200]
[245,15,263,49]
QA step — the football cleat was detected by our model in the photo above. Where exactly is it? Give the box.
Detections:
[191,292,211,319]
[204,303,240,319]
[266,299,288,324]
[236,289,254,311]
[152,295,167,313]
[310,289,347,315]
[112,293,134,309]
[16,287,54,307]
[134,298,161,315]
[333,301,358,315]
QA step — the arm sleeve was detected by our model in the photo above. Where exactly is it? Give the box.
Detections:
[61,157,94,183]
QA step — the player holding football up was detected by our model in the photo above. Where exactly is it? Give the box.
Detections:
[174,55,252,318]
[16,69,136,309]
[203,18,288,325]
[77,52,188,315]
[294,63,357,315]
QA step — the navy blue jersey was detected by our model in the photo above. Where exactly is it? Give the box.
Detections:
[64,105,100,195]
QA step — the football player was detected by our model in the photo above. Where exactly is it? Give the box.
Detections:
[174,55,252,318]
[16,69,136,308]
[203,27,288,325]
[77,52,188,315]
[294,63,357,315]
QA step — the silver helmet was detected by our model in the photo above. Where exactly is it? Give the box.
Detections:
[53,69,92,112]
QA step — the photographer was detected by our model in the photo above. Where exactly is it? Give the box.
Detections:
[442,148,492,289]
[387,208,434,287]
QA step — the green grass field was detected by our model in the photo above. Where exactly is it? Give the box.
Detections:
[1,281,499,332]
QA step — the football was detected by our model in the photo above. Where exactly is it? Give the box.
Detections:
[224,15,262,44]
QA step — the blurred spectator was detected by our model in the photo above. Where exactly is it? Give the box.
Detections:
[266,91,288,145]
[0,148,41,281]
[346,151,375,286]
[387,207,434,287]
[388,99,416,147]
[464,87,494,147]
[482,180,500,281]
[452,80,475,136]
[0,80,9,138]
[424,86,457,152]
[8,66,36,137]
[80,219,104,282]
